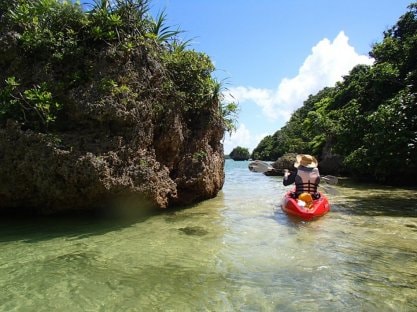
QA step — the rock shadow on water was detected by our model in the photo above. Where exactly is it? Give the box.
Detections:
[337,195,417,218]
[164,209,209,223]
[328,180,417,218]
[0,198,217,243]
[0,202,161,244]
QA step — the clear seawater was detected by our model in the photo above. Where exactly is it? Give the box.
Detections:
[1,160,416,311]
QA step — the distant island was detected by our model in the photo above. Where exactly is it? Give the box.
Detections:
[229,146,250,161]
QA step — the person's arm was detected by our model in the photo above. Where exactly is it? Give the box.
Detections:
[283,169,296,186]
[314,168,320,185]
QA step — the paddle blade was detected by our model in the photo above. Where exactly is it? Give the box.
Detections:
[321,175,338,185]
[319,183,340,195]
[248,160,273,173]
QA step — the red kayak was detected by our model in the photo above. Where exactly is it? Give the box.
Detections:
[281,191,330,220]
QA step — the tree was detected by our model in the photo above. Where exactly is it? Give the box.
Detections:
[229,146,250,161]
[249,2,417,184]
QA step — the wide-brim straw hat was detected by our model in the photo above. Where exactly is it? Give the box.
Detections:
[294,154,318,168]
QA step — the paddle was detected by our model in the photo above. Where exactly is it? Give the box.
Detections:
[321,175,338,185]
[248,160,273,173]
[249,161,340,187]
[319,175,339,195]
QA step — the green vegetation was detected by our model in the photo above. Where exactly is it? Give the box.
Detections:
[252,2,417,184]
[0,77,61,131]
[0,0,238,134]
[229,146,250,161]
[193,150,207,161]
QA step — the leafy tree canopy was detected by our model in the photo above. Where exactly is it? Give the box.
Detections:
[229,146,250,161]
[252,2,417,185]
[0,0,238,134]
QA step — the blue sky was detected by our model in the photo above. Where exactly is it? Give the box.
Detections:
[83,0,413,153]
[147,0,412,154]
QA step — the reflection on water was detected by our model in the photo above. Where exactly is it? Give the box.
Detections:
[0,160,416,311]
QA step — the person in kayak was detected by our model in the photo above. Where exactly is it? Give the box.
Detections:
[283,154,321,200]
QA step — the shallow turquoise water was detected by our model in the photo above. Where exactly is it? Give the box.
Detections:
[1,160,416,311]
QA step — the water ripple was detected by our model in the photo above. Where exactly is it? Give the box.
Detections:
[0,160,416,311]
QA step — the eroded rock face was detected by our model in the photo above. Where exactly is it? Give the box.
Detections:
[272,151,342,176]
[0,109,224,214]
[272,153,297,171]
[0,43,225,214]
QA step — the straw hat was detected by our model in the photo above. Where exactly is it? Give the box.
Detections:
[294,154,318,168]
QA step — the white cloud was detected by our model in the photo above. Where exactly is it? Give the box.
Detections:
[222,31,374,155]
[223,124,268,154]
[223,124,250,154]
[228,31,374,121]
[223,123,266,154]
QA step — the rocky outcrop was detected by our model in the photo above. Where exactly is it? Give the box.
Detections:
[263,168,281,176]
[0,117,224,214]
[272,153,297,172]
[0,37,225,215]
[272,151,342,176]
[319,139,343,175]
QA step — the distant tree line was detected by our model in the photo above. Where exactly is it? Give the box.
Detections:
[251,2,417,185]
